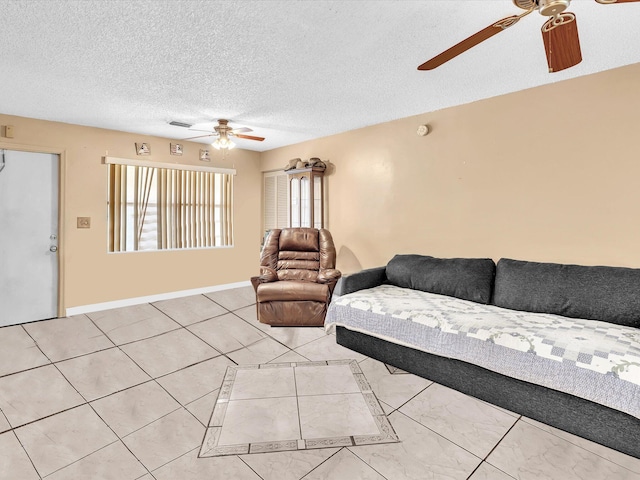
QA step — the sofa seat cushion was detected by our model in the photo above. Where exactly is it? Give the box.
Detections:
[494,258,640,328]
[385,254,495,304]
[257,281,329,303]
[326,284,640,420]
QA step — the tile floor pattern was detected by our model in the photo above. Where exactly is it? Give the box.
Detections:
[199,360,398,457]
[0,286,638,479]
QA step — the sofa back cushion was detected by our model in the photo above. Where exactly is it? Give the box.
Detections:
[385,254,496,304]
[493,258,640,327]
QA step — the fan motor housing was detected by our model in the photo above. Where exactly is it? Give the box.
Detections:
[513,0,571,16]
[513,0,536,10]
[538,0,570,16]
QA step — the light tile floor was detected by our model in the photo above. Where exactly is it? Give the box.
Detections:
[0,285,639,479]
[200,361,397,458]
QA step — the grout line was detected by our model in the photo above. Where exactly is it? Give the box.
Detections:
[6,403,87,431]
[346,447,391,480]
[293,364,304,442]
[464,462,483,480]
[391,409,485,461]
[0,362,53,380]
[46,356,155,477]
[101,323,184,348]
[297,447,346,479]
[9,428,43,479]
[185,389,219,428]
[19,323,50,364]
[148,446,193,476]
[237,454,268,480]
[0,325,54,380]
[390,379,434,413]
[481,416,522,463]
[41,439,126,478]
[517,417,640,475]
[148,296,241,328]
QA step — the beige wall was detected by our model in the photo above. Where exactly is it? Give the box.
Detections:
[261,62,640,273]
[0,114,262,311]
[3,62,638,311]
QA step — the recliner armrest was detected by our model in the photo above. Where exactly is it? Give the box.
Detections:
[317,268,342,284]
[251,268,278,292]
[259,266,278,283]
[335,266,387,296]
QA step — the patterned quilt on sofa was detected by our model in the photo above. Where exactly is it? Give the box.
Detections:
[325,285,640,419]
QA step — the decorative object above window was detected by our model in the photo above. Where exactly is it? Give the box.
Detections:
[200,149,211,162]
[170,143,183,155]
[284,157,326,171]
[135,143,150,155]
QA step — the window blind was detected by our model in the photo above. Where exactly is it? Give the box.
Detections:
[105,157,234,252]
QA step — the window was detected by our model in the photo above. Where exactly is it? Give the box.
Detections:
[106,157,234,252]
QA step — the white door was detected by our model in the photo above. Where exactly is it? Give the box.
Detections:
[0,149,59,326]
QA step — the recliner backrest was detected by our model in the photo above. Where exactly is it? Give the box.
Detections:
[260,228,336,282]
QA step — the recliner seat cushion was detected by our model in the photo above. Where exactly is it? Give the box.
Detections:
[385,254,496,304]
[257,281,329,303]
[493,258,640,327]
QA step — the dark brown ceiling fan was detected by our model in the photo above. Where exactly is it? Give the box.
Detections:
[182,119,265,149]
[418,0,639,73]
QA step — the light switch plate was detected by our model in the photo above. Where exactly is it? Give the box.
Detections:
[77,217,91,229]
[2,125,14,138]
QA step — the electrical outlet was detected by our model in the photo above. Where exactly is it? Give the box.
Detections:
[77,217,91,229]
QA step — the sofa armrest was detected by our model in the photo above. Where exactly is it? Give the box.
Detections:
[335,266,387,296]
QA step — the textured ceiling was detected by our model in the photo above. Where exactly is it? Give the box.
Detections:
[1,0,639,152]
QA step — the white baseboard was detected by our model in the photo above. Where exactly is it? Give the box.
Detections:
[65,280,252,317]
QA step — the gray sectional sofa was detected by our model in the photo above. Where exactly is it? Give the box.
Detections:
[325,255,640,459]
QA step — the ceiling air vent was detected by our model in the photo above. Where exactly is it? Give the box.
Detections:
[169,121,192,128]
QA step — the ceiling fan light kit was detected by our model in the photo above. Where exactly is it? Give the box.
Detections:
[418,0,638,73]
[180,119,265,150]
[212,136,236,150]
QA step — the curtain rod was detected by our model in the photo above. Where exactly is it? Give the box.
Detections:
[102,156,236,175]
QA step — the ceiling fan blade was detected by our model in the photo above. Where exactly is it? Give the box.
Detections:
[541,12,582,73]
[231,127,253,134]
[418,15,522,70]
[234,134,265,141]
[187,128,215,133]
[182,133,218,141]
[595,0,640,4]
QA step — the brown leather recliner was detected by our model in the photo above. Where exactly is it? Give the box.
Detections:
[251,228,342,326]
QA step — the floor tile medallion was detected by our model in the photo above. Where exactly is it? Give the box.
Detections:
[199,360,399,457]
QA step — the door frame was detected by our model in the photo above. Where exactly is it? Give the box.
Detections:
[0,141,67,318]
